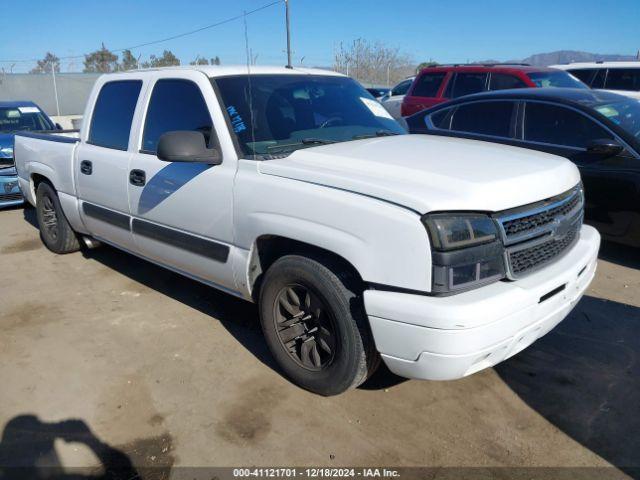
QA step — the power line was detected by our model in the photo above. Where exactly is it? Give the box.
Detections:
[0,0,283,64]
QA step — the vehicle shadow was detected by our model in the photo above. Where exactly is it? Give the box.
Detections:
[82,244,279,373]
[495,295,640,478]
[0,415,145,479]
[81,244,401,391]
[598,240,640,270]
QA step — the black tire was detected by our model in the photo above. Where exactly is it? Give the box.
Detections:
[259,255,379,396]
[35,182,80,254]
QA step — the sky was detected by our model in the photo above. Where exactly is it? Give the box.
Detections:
[1,0,639,73]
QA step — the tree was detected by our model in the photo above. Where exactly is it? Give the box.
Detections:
[333,38,413,86]
[211,56,221,65]
[416,60,439,72]
[30,52,60,74]
[119,49,138,71]
[83,43,118,73]
[190,55,209,66]
[141,50,180,68]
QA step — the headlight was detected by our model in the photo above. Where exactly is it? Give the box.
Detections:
[0,146,13,159]
[422,213,505,294]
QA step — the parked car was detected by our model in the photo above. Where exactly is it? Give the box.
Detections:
[0,101,58,208]
[401,64,587,117]
[366,87,390,98]
[406,88,640,247]
[551,61,640,99]
[15,66,599,395]
[380,77,414,118]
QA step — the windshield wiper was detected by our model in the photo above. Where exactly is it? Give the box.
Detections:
[352,130,400,140]
[266,138,337,154]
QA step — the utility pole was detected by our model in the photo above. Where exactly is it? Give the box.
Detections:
[285,0,292,68]
[51,60,60,117]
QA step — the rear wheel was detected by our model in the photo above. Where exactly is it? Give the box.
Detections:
[259,255,379,396]
[36,182,80,254]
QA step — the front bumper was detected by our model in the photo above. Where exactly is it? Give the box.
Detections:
[0,172,23,208]
[364,224,600,381]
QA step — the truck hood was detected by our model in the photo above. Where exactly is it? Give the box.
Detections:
[258,135,581,213]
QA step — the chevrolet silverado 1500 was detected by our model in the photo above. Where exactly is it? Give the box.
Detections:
[14,66,600,395]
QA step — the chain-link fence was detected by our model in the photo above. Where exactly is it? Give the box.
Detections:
[0,73,99,116]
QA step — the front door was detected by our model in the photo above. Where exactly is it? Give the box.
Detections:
[76,78,145,251]
[521,100,638,238]
[127,71,237,293]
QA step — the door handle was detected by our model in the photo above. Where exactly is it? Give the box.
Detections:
[129,169,146,186]
[80,160,92,175]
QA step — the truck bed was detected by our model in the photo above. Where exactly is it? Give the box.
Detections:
[14,130,80,206]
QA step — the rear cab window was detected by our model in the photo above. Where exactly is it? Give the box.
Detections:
[411,72,446,98]
[89,80,142,150]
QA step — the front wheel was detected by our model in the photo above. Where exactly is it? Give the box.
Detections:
[36,182,80,254]
[259,255,379,396]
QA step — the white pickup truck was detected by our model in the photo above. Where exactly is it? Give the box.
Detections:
[14,66,600,396]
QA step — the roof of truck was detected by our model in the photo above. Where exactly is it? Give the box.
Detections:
[552,61,640,69]
[122,65,345,78]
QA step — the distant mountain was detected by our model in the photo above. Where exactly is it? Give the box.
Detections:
[474,50,637,67]
[522,50,637,66]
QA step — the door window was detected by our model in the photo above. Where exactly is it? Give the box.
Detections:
[489,73,527,91]
[604,68,640,91]
[391,79,413,96]
[450,101,514,137]
[524,102,613,148]
[412,73,446,97]
[89,80,142,150]
[450,73,488,98]
[142,79,214,154]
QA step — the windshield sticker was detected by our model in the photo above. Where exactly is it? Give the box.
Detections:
[226,105,247,133]
[18,106,40,114]
[595,106,619,118]
[360,97,393,120]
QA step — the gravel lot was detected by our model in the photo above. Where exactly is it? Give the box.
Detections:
[0,205,638,478]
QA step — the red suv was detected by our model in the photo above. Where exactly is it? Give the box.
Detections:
[401,64,586,117]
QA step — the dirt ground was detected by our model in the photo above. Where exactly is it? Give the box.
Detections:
[0,205,638,479]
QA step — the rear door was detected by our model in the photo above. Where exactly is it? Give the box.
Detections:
[76,77,146,250]
[520,100,638,238]
[402,72,448,116]
[127,70,238,292]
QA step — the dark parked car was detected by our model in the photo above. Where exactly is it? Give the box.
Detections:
[406,88,640,247]
[0,101,58,208]
[366,87,391,98]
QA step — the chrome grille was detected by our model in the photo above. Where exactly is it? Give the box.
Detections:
[508,223,580,276]
[494,185,583,279]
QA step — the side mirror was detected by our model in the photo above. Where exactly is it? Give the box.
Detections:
[55,123,63,130]
[586,139,624,158]
[157,131,222,165]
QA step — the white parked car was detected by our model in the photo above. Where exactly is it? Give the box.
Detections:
[552,61,640,99]
[380,76,415,119]
[14,66,599,396]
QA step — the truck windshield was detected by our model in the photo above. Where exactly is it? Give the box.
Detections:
[527,71,587,89]
[0,107,53,133]
[214,74,406,158]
